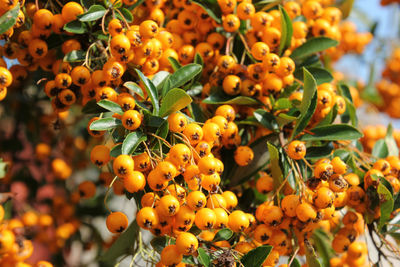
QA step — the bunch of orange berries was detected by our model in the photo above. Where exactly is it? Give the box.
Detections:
[361,125,400,152]
[375,48,400,118]
[2,0,399,266]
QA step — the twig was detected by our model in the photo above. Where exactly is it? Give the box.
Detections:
[149,133,172,148]
[104,176,118,213]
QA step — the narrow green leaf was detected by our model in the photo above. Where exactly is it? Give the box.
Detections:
[212,229,233,242]
[274,98,292,109]
[126,0,144,10]
[279,6,293,55]
[305,240,322,267]
[97,100,123,115]
[168,57,182,71]
[82,99,107,114]
[191,0,222,23]
[64,20,87,34]
[152,71,170,91]
[99,221,139,263]
[241,245,273,267]
[203,92,259,105]
[151,236,168,254]
[268,142,284,191]
[385,124,399,157]
[162,63,202,96]
[89,117,121,131]
[122,132,146,155]
[299,68,317,114]
[197,248,211,267]
[378,183,394,230]
[135,69,159,115]
[253,109,278,131]
[78,5,106,21]
[291,68,317,139]
[159,88,192,117]
[372,139,389,159]
[116,8,133,22]
[313,229,334,267]
[0,3,20,35]
[300,124,362,141]
[290,37,339,60]
[110,143,122,158]
[63,50,86,62]
[305,143,334,159]
[124,81,145,98]
[289,258,301,267]
[339,0,355,18]
[293,67,333,85]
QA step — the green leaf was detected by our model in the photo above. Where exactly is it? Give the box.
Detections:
[122,132,146,155]
[97,100,123,115]
[203,91,259,105]
[64,20,87,34]
[0,158,9,179]
[135,69,159,115]
[253,109,278,131]
[194,53,204,66]
[63,50,86,62]
[268,142,284,190]
[385,124,399,157]
[124,81,144,98]
[276,113,297,127]
[162,63,202,96]
[99,221,139,263]
[274,98,292,110]
[372,139,389,159]
[116,8,133,23]
[110,143,122,158]
[299,68,317,115]
[339,0,355,19]
[305,143,334,159]
[78,5,106,21]
[126,0,144,10]
[305,240,322,267]
[313,229,334,267]
[82,99,107,114]
[81,0,94,9]
[228,135,272,186]
[0,3,20,35]
[89,117,121,131]
[168,57,182,71]
[197,248,211,267]
[316,104,337,127]
[300,124,362,141]
[241,245,273,267]
[378,182,394,230]
[289,258,301,267]
[151,236,168,254]
[143,112,165,128]
[159,88,192,117]
[291,68,317,139]
[294,67,333,85]
[212,228,233,242]
[290,37,339,60]
[191,0,222,24]
[152,71,170,91]
[279,6,293,55]
[254,0,280,10]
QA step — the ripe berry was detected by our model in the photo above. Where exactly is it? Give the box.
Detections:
[106,212,129,233]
